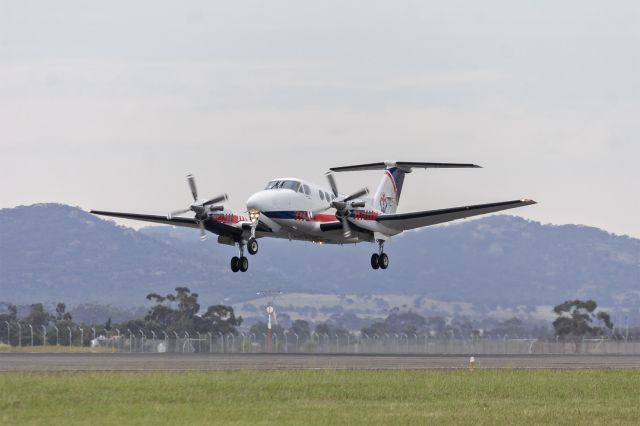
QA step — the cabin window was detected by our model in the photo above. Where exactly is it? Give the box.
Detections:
[325,192,331,201]
[303,184,310,195]
[319,190,324,201]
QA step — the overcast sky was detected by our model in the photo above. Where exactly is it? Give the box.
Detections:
[1,1,639,237]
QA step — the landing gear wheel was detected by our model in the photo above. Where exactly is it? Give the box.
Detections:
[239,256,249,272]
[230,256,240,272]
[371,253,380,270]
[247,238,258,255]
[378,253,389,269]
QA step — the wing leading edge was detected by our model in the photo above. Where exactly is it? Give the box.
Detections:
[90,210,243,237]
[376,199,537,231]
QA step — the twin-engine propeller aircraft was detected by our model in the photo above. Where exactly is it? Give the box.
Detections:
[91,161,536,272]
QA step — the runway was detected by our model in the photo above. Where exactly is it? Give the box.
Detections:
[1,353,639,372]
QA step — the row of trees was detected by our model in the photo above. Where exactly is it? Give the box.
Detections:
[244,299,617,345]
[0,294,619,347]
[359,300,615,342]
[0,287,241,346]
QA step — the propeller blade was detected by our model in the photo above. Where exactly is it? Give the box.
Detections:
[167,208,191,219]
[187,174,198,202]
[199,221,206,241]
[344,187,369,202]
[325,172,339,198]
[341,217,352,238]
[202,194,228,207]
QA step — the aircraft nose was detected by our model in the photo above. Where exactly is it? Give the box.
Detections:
[247,189,291,213]
[246,191,269,212]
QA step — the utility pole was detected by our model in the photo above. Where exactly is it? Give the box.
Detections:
[266,305,274,353]
[256,290,283,353]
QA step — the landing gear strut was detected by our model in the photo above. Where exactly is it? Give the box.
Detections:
[248,209,260,256]
[371,240,389,270]
[231,242,249,273]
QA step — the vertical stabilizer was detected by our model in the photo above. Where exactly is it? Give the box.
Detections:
[373,165,407,214]
[329,161,481,214]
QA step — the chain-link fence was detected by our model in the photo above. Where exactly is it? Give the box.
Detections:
[3,322,639,354]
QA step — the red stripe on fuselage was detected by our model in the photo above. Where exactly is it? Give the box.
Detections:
[313,214,337,222]
[295,212,336,222]
[352,210,379,221]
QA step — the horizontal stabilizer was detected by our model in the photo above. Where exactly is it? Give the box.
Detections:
[330,161,481,173]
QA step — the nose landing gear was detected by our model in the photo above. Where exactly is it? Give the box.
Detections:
[231,242,249,272]
[247,209,260,256]
[371,240,389,270]
[247,237,258,255]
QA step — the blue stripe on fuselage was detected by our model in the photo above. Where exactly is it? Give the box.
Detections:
[264,211,297,219]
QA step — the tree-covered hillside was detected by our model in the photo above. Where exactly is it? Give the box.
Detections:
[1,204,638,310]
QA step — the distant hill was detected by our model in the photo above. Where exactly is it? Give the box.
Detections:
[1,204,638,315]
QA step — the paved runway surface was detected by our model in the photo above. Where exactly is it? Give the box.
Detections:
[1,353,639,372]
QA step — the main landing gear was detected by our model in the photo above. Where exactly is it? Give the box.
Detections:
[231,237,259,273]
[230,242,249,273]
[371,240,389,270]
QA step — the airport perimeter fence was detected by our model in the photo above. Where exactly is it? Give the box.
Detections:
[3,323,640,355]
[97,335,640,355]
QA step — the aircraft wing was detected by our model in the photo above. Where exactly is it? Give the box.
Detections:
[376,199,536,231]
[90,210,243,237]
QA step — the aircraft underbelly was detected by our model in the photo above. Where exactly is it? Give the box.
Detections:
[272,218,323,237]
[260,218,378,244]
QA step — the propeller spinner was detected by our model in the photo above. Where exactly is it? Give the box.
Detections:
[168,174,228,240]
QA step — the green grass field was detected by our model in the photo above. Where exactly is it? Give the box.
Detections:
[1,370,639,425]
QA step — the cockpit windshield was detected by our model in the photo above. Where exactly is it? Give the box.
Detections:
[264,180,301,192]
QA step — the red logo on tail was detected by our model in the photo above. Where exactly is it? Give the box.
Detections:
[379,193,388,212]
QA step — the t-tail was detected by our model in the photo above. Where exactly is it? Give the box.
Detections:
[329,161,482,214]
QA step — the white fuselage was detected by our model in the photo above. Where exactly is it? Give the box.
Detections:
[234,177,396,244]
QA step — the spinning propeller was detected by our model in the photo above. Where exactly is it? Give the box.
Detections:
[168,174,228,240]
[314,172,369,238]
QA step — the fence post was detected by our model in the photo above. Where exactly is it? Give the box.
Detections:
[139,330,145,353]
[27,324,33,346]
[127,329,133,352]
